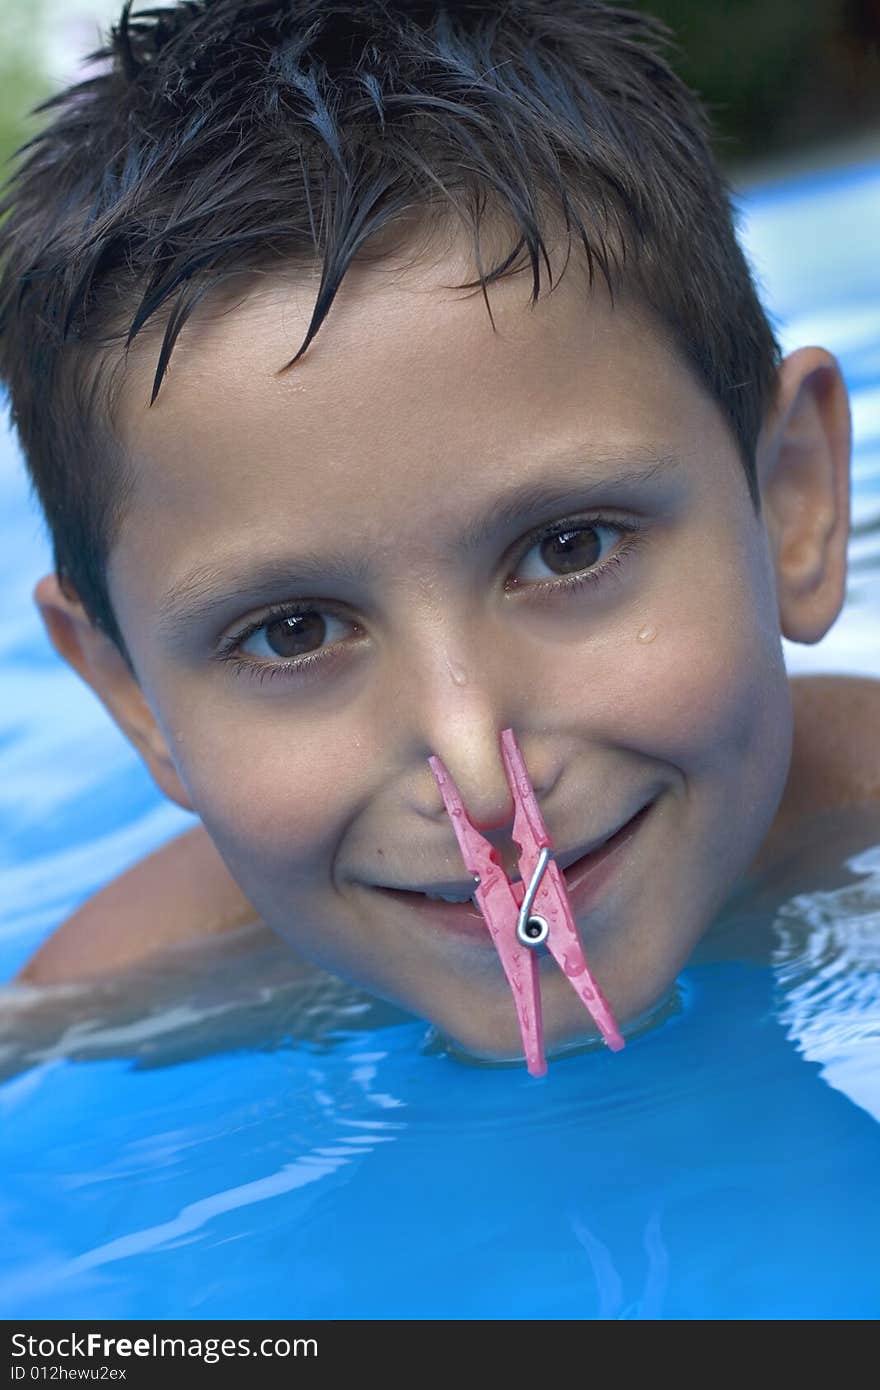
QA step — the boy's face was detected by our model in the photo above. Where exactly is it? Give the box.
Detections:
[102,235,794,1060]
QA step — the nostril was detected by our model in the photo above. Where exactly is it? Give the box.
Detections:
[459,799,516,836]
[413,734,561,832]
[515,754,563,804]
[426,770,516,834]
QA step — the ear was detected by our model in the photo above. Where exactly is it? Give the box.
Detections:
[33,573,195,813]
[757,347,851,644]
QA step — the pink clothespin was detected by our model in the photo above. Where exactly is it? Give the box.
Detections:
[428,728,625,1077]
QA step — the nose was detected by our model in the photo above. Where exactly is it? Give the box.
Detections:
[403,669,559,837]
[379,606,564,861]
[424,713,517,833]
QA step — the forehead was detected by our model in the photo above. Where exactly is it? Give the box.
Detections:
[107,238,734,617]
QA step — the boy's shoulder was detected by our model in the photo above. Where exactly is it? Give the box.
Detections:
[782,672,880,823]
[13,822,265,988]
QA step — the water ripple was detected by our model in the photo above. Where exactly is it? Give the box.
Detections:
[773,843,880,1121]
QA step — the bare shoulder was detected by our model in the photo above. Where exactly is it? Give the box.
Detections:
[782,673,880,820]
[14,823,264,987]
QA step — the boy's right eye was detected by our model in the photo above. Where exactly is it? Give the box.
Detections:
[217,602,362,685]
[240,608,350,661]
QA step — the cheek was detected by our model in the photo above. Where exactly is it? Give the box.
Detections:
[643,533,790,776]
[552,533,791,783]
[160,707,360,893]
[634,621,789,779]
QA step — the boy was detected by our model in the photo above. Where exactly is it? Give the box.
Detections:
[1,0,877,1066]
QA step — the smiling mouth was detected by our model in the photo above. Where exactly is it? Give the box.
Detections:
[373,797,657,937]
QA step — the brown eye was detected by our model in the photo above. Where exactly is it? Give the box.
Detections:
[238,607,352,664]
[514,521,621,585]
[264,612,326,657]
[539,527,601,574]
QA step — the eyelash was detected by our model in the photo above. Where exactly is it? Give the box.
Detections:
[217,514,644,687]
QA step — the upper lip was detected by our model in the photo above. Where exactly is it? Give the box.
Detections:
[373,798,653,897]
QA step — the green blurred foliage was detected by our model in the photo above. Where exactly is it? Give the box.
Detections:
[0,0,53,183]
[627,0,880,161]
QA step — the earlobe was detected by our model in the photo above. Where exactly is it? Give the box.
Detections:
[32,573,195,813]
[757,347,851,645]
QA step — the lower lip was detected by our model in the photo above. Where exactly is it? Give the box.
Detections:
[375,798,655,943]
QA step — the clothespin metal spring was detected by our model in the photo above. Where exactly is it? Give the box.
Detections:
[515,846,551,947]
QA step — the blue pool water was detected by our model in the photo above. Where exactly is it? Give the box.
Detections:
[1,159,879,1320]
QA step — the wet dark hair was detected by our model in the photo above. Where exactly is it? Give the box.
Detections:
[0,0,780,671]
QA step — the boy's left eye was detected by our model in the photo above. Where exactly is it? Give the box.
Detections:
[510,520,623,585]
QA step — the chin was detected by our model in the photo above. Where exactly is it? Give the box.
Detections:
[328,942,675,1065]
[416,955,680,1068]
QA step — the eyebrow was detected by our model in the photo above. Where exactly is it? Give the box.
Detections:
[155,452,681,640]
[452,453,680,554]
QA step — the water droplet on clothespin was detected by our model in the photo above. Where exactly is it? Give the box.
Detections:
[637,624,657,644]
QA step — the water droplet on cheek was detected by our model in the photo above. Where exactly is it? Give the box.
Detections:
[636,625,658,644]
[448,662,468,686]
